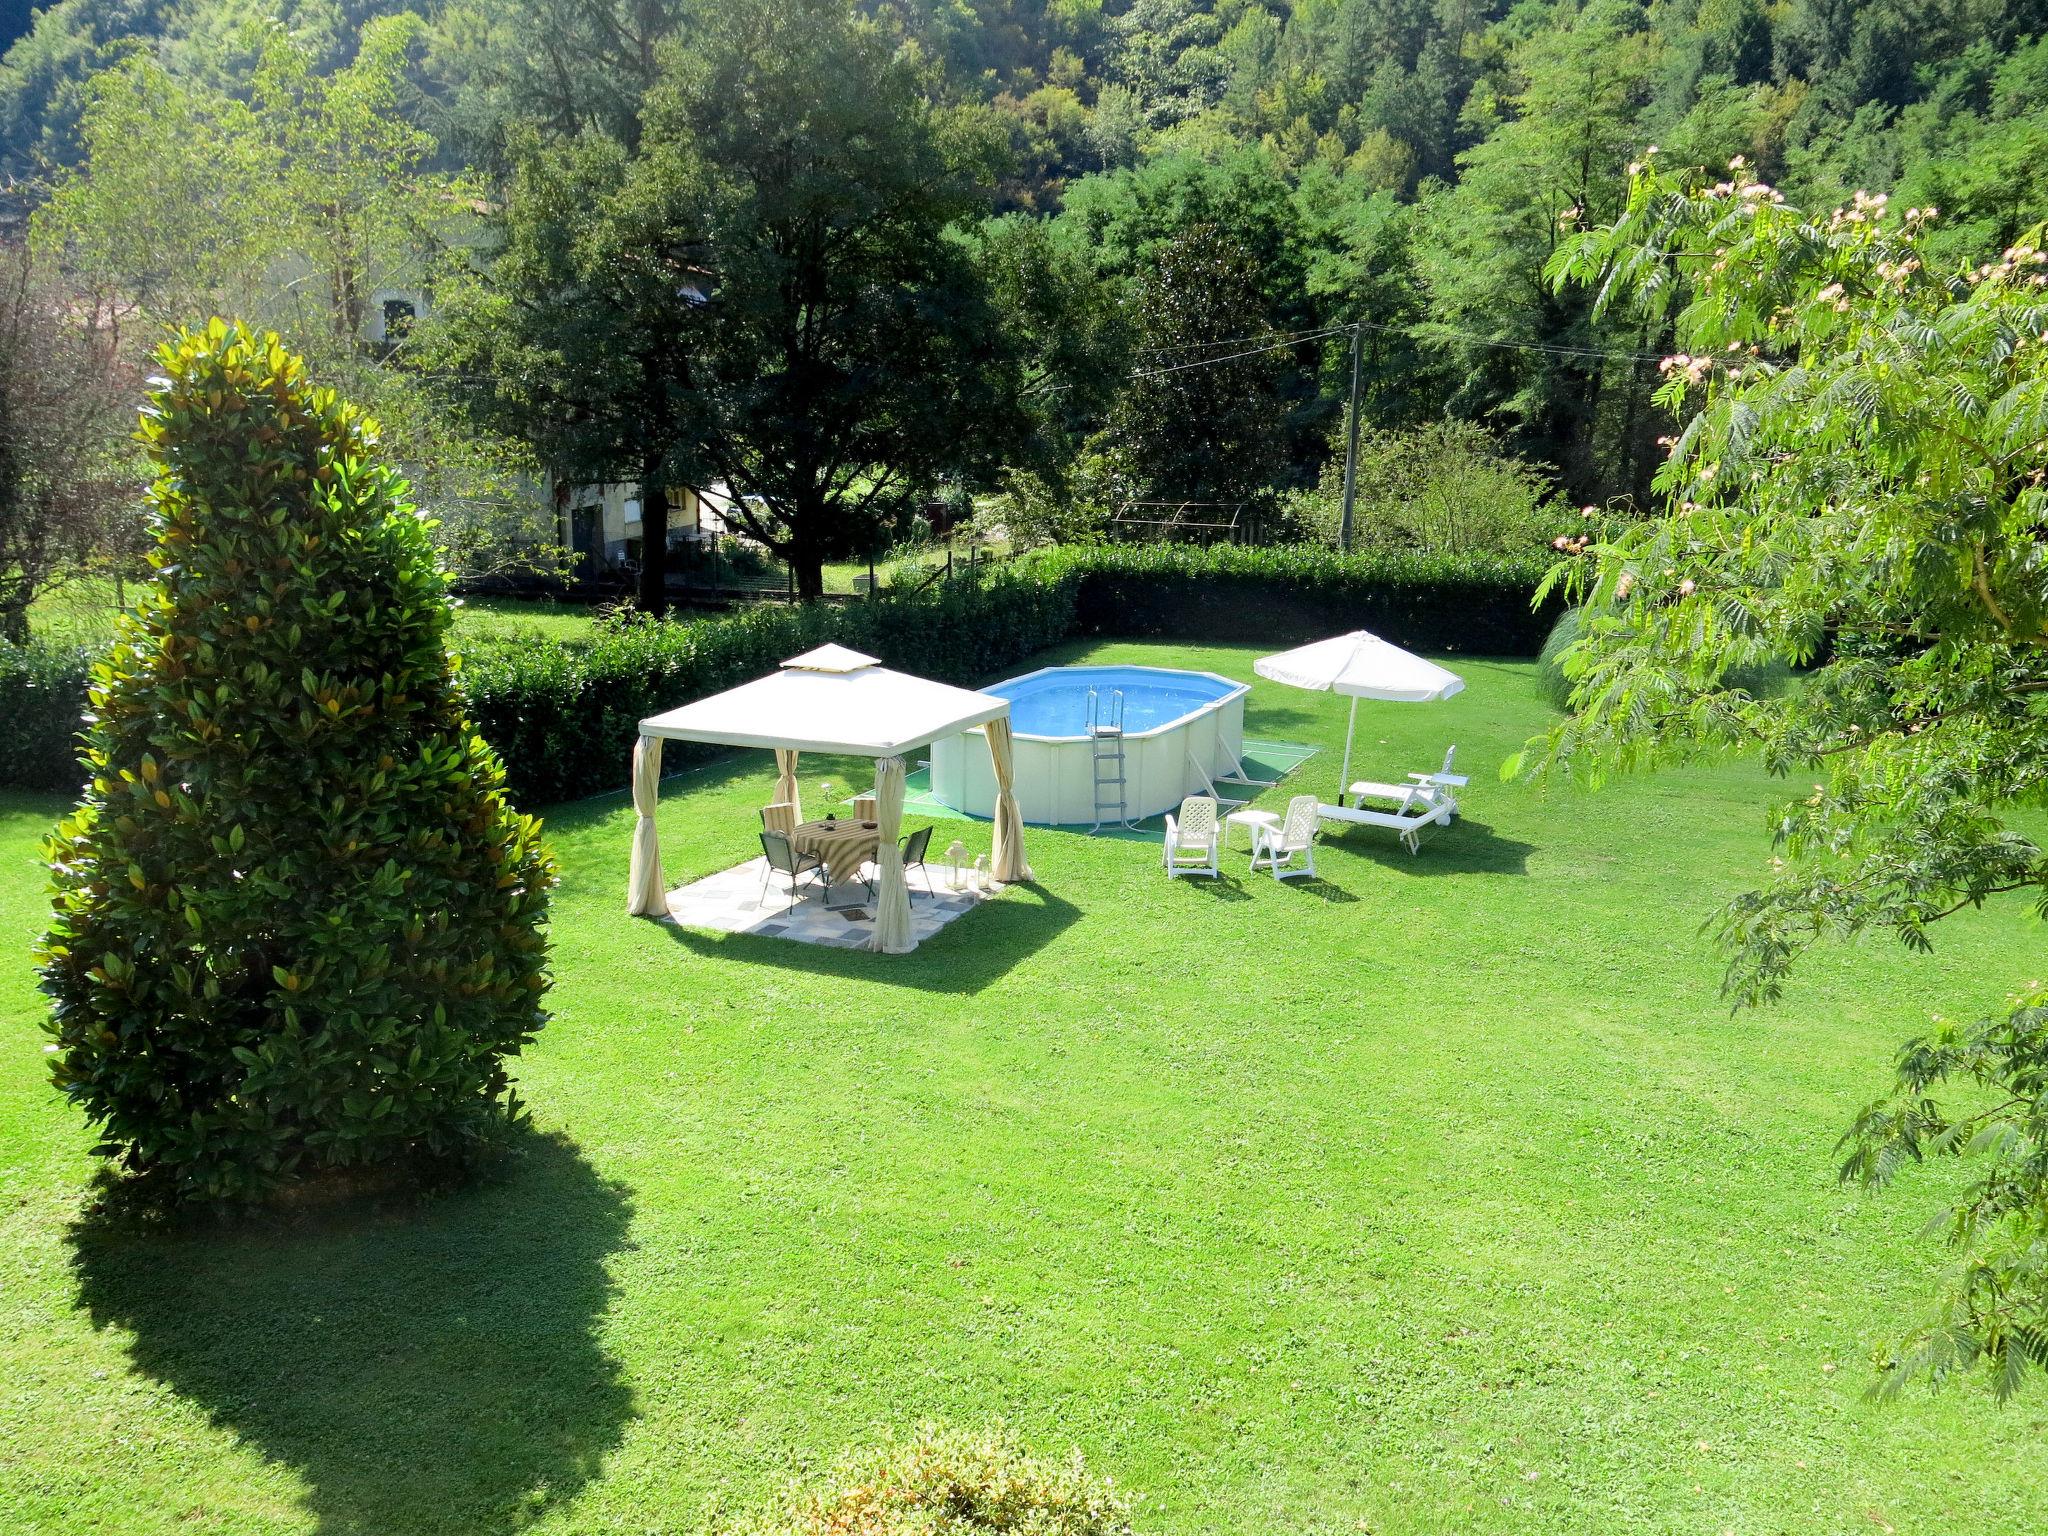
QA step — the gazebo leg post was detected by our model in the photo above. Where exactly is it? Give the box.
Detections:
[868,754,915,953]
[627,733,667,916]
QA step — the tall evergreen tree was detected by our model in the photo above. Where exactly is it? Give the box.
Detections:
[1107,221,1285,515]
[40,322,556,1203]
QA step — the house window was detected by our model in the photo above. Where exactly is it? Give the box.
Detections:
[382,297,418,341]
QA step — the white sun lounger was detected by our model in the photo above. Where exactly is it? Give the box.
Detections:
[1346,747,1465,816]
[1346,777,1431,812]
[1318,796,1454,854]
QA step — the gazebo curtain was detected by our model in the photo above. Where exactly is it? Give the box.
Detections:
[986,717,1031,883]
[869,755,913,953]
[772,747,803,821]
[626,734,666,916]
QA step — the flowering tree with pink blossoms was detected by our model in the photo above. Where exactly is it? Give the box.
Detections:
[1518,155,2048,1397]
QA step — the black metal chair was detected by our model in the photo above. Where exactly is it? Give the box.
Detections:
[758,829,824,912]
[899,824,935,898]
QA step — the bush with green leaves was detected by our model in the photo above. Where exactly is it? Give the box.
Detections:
[733,1424,1133,1536]
[0,638,91,790]
[461,565,1081,804]
[2,539,1560,806]
[1029,540,1561,653]
[1278,419,1567,556]
[39,321,557,1203]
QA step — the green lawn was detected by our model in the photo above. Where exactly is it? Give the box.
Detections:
[34,561,1000,642]
[447,594,610,645]
[29,580,607,649]
[2,638,2043,1534]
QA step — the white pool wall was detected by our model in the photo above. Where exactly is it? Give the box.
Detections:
[929,666,1248,824]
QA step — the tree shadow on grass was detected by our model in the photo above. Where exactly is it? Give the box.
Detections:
[1321,816,1535,877]
[67,1132,635,1536]
[660,879,1082,993]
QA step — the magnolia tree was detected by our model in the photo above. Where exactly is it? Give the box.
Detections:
[1523,160,2048,1396]
[41,323,557,1203]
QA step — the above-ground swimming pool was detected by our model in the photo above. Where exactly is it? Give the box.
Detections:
[930,664,1248,825]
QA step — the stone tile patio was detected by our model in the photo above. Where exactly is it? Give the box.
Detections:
[663,857,995,948]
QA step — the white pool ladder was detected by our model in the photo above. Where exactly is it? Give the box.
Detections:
[1087,687,1131,834]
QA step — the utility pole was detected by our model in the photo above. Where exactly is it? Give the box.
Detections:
[1338,320,1364,553]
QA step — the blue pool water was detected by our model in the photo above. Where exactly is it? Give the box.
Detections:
[988,665,1240,737]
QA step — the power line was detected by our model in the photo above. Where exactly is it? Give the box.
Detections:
[1027,317,1668,396]
[1127,326,1349,379]
[1136,323,1348,358]
[1377,318,1668,363]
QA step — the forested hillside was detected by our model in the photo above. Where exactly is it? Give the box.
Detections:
[2,0,2045,515]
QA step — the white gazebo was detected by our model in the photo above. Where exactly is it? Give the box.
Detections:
[1254,630,1465,799]
[626,645,1031,953]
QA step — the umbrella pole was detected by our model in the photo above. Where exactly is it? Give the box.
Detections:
[1337,696,1358,805]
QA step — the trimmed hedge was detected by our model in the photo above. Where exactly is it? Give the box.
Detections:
[462,566,1079,803]
[0,640,93,793]
[7,543,1557,804]
[1025,543,1563,654]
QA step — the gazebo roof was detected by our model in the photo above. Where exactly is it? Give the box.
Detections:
[639,652,1008,757]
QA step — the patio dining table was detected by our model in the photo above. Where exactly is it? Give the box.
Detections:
[790,816,882,900]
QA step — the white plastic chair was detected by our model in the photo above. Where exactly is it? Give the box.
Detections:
[1250,795,1320,880]
[1162,795,1220,879]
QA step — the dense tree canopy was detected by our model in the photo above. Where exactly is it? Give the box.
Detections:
[6,0,2048,535]
[28,16,555,582]
[441,0,1034,603]
[640,0,1032,598]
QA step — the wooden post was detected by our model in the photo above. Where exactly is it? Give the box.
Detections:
[1339,321,1364,553]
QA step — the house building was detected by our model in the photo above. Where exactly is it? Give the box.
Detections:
[355,279,739,589]
[553,482,745,583]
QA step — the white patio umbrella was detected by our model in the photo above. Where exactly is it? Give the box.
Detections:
[1254,631,1464,801]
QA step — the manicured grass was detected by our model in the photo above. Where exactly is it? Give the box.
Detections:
[1,638,2044,1534]
[448,594,611,645]
[27,579,609,648]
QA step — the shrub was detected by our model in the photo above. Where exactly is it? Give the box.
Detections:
[0,639,91,791]
[39,322,558,1204]
[1026,541,1561,654]
[1278,420,1566,556]
[734,1424,1133,1536]
[976,463,1112,550]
